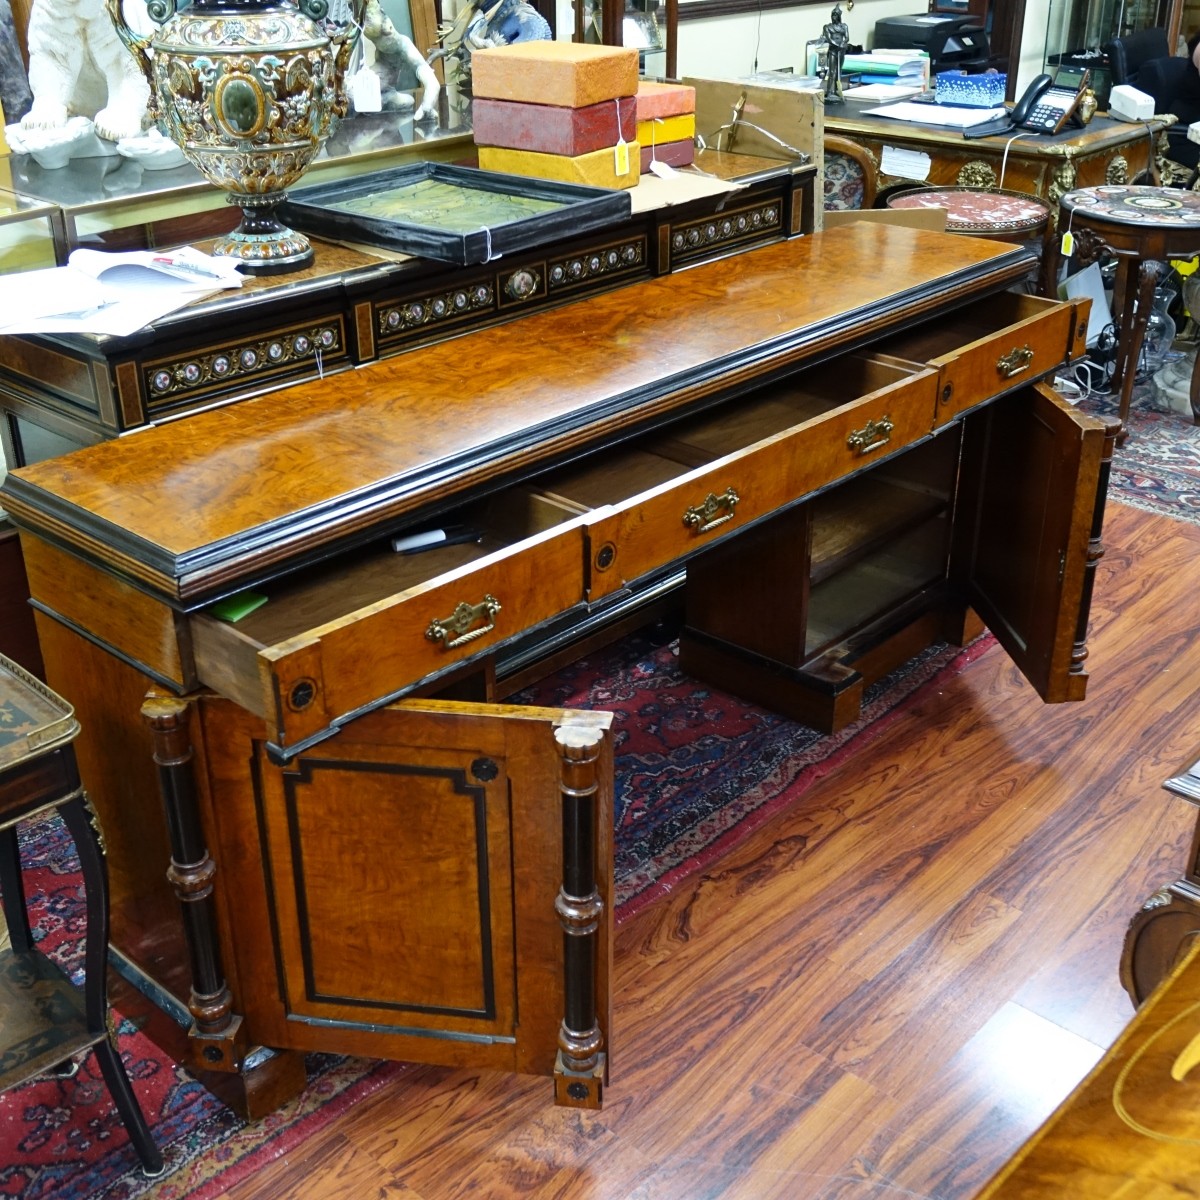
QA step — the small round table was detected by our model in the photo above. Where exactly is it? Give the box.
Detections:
[886,186,1052,244]
[1051,185,1200,441]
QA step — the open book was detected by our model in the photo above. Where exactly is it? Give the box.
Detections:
[0,246,244,338]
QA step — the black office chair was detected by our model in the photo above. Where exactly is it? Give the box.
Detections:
[1105,28,1172,88]
[1131,51,1200,180]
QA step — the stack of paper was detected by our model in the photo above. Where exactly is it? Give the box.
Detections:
[0,246,244,337]
[843,51,930,89]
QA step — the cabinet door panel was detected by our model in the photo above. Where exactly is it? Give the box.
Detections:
[209,697,613,1077]
[952,382,1108,701]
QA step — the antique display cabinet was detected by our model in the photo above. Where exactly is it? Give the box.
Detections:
[0,148,815,468]
[0,223,1114,1119]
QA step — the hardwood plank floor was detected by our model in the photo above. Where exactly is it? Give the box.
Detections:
[213,502,1200,1200]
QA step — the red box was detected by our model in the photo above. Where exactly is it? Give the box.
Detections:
[473,96,637,157]
[640,139,696,173]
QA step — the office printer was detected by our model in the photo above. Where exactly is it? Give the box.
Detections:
[873,14,990,73]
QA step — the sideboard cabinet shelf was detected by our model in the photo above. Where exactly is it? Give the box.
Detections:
[0,225,1114,1119]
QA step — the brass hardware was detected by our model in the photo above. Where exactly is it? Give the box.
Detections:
[682,487,739,533]
[997,345,1034,378]
[847,415,894,455]
[426,595,502,649]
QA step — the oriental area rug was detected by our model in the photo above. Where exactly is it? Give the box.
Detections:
[0,632,993,1199]
[1078,378,1200,526]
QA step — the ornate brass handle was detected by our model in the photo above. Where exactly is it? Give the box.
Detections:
[425,595,501,649]
[997,345,1034,378]
[847,415,894,455]
[683,487,740,533]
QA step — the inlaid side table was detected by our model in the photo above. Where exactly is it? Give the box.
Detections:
[0,653,163,1175]
[1050,184,1200,442]
[885,186,1052,288]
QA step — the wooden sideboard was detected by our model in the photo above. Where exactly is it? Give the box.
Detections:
[824,105,1170,211]
[0,224,1114,1120]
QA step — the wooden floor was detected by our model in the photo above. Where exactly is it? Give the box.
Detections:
[207,501,1200,1200]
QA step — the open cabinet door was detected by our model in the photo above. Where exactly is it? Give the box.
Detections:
[951,382,1114,703]
[196,694,614,1107]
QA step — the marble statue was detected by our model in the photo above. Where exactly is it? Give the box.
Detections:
[363,0,440,121]
[20,0,150,142]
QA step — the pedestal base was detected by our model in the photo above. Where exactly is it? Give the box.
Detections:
[212,199,315,275]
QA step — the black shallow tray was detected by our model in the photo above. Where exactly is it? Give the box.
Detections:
[280,161,634,266]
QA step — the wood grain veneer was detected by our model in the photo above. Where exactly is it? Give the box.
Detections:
[1,226,1032,602]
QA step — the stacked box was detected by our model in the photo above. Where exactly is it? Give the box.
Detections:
[473,43,640,191]
[635,81,696,173]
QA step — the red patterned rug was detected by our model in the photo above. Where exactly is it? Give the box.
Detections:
[0,631,994,1198]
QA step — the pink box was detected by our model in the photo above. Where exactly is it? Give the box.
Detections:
[473,96,637,156]
[636,81,697,121]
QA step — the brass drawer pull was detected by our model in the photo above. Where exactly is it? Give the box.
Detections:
[426,595,502,649]
[847,415,893,456]
[683,487,740,533]
[997,345,1034,378]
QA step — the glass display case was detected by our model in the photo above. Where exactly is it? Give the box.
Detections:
[576,0,677,78]
[1043,0,1173,102]
[0,110,473,262]
[0,181,59,276]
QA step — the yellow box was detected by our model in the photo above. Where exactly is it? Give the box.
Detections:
[636,114,696,148]
[471,42,639,109]
[478,143,641,190]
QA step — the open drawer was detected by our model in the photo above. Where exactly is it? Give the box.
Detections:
[872,291,1087,427]
[535,353,940,602]
[190,491,588,755]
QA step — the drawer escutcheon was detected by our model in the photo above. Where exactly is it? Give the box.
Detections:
[426,595,502,650]
[847,416,894,456]
[683,488,740,534]
[997,345,1034,378]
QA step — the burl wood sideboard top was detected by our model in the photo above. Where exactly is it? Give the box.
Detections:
[0,225,1033,603]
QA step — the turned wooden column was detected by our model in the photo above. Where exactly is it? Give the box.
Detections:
[553,723,606,1108]
[142,694,247,1074]
[1071,417,1118,680]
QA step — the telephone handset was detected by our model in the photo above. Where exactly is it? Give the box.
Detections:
[963,71,1090,140]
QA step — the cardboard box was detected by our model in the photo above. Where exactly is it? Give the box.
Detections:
[478,142,641,190]
[472,42,639,109]
[473,95,637,156]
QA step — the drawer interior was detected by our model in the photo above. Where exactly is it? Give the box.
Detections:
[533,354,923,508]
[192,489,582,657]
[805,435,958,656]
[869,292,1057,366]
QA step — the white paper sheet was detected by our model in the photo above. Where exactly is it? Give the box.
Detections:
[863,101,1008,128]
[0,247,243,337]
[880,146,932,181]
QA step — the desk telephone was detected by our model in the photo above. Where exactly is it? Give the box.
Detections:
[964,72,1090,140]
